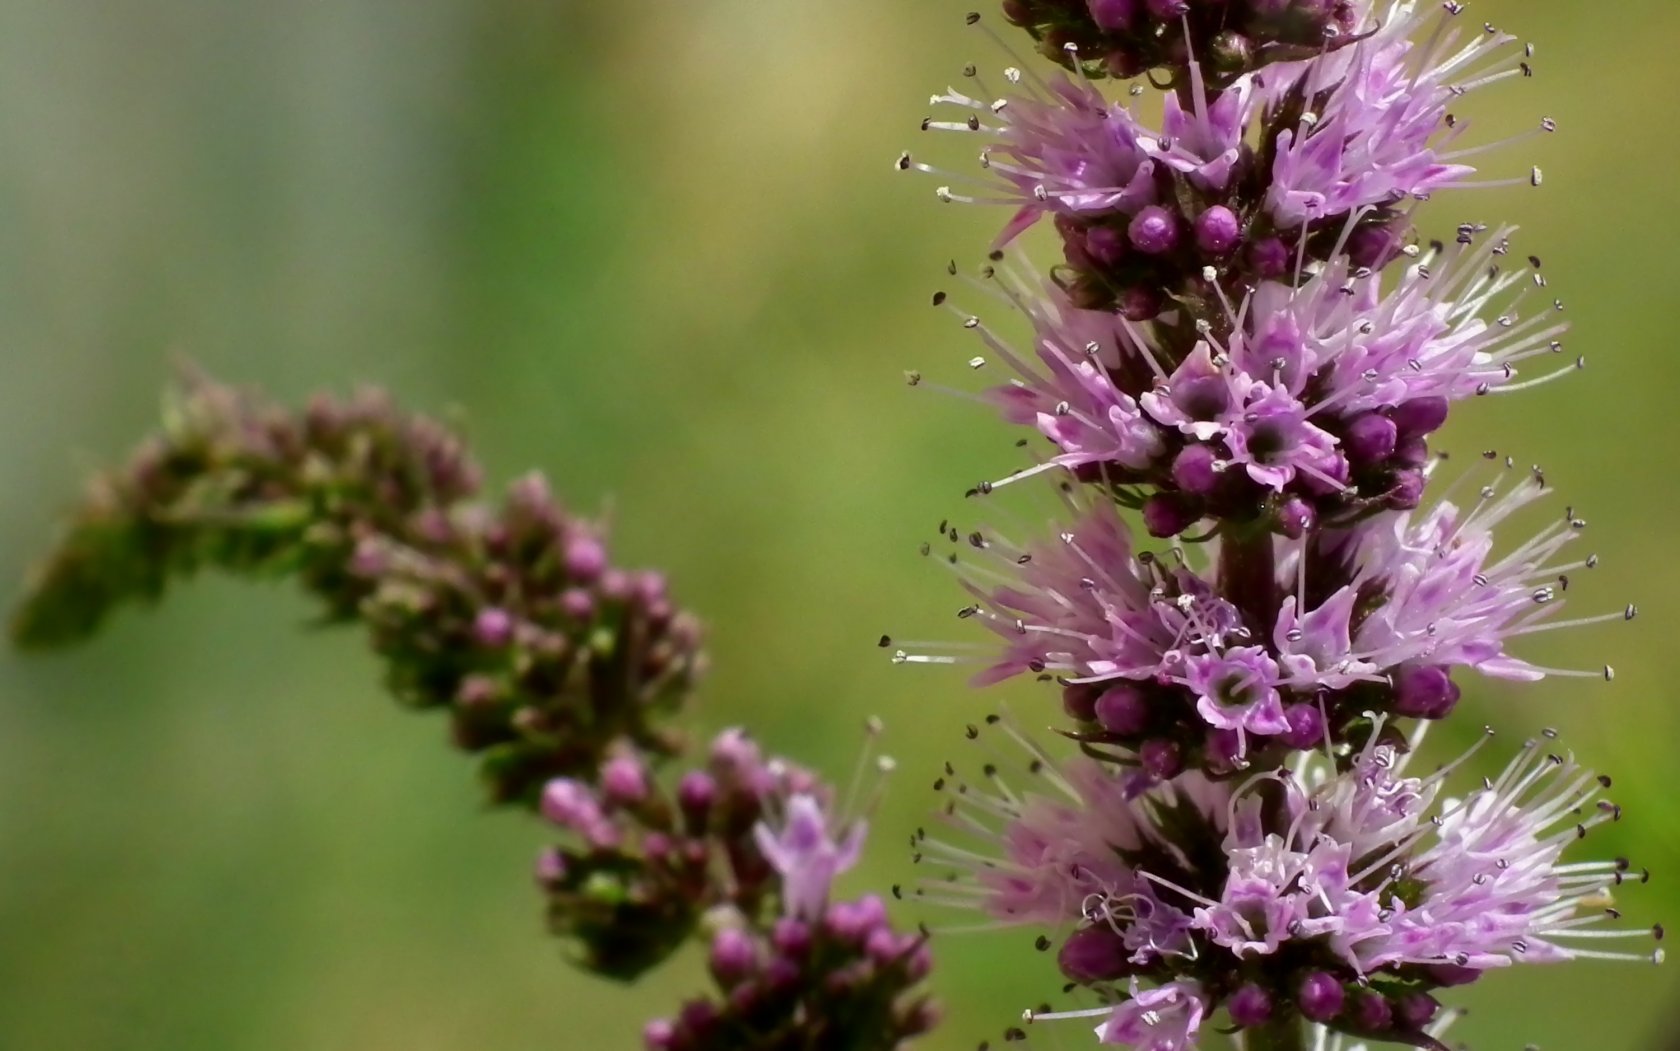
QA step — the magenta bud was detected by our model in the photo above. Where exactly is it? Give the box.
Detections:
[677,770,717,820]
[1276,496,1314,540]
[1392,396,1450,438]
[1392,435,1430,469]
[1227,984,1273,1027]
[1143,493,1200,538]
[560,587,596,620]
[534,847,566,884]
[1172,444,1221,495]
[1085,224,1127,267]
[1349,222,1404,269]
[1205,728,1243,773]
[1094,684,1151,735]
[1249,236,1290,278]
[1352,991,1392,1031]
[1057,924,1135,984]
[1385,469,1425,510]
[472,607,514,647]
[1195,206,1242,254]
[1279,702,1326,749]
[1128,206,1180,255]
[1393,664,1460,719]
[643,1019,677,1051]
[1395,992,1440,1031]
[456,674,498,708]
[1140,738,1183,780]
[564,534,608,582]
[1086,0,1137,29]
[1298,972,1344,1022]
[709,928,760,987]
[599,755,650,804]
[1344,413,1398,464]
[772,917,812,958]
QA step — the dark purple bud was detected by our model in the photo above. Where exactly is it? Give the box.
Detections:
[1395,992,1441,1031]
[1085,224,1128,267]
[1105,48,1145,79]
[472,606,514,647]
[708,927,760,987]
[1279,702,1326,749]
[1349,222,1405,269]
[1227,984,1273,1027]
[1128,206,1180,255]
[1171,443,1220,495]
[1057,924,1135,984]
[643,1019,677,1051]
[1394,664,1460,719]
[677,770,717,821]
[1352,991,1392,1031]
[1205,728,1243,773]
[772,917,812,958]
[1249,236,1290,278]
[1063,683,1100,722]
[1094,684,1151,735]
[1344,413,1398,464]
[1140,738,1183,779]
[599,754,650,805]
[1392,396,1450,438]
[1145,0,1187,16]
[1298,971,1344,1022]
[677,999,719,1037]
[1195,206,1241,255]
[1424,963,1482,987]
[1002,0,1033,26]
[1143,493,1199,538]
[1276,496,1314,540]
[1386,469,1425,510]
[1086,0,1137,30]
[1392,436,1430,469]
[1117,285,1164,321]
[1209,31,1253,73]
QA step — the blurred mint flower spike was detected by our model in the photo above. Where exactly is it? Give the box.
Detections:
[918,717,1657,1048]
[12,370,483,648]
[539,728,936,1043]
[11,371,706,806]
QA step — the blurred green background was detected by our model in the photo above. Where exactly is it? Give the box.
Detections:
[0,2,1674,1048]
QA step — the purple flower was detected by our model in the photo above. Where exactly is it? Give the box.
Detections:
[1093,980,1207,1048]
[1261,4,1530,229]
[754,793,868,920]
[1184,646,1291,740]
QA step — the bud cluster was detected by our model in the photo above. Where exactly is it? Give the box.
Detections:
[10,373,704,804]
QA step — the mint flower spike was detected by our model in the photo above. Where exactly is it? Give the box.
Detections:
[10,372,705,805]
[912,716,1658,1050]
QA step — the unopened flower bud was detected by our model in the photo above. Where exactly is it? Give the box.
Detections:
[1094,683,1151,734]
[1194,205,1242,254]
[1298,971,1344,1022]
[1128,206,1180,255]
[1057,924,1136,983]
[1227,983,1273,1027]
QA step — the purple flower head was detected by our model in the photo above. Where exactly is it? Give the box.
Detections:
[753,793,868,920]
[1262,3,1535,229]
[921,72,1157,244]
[920,719,1655,1048]
[1184,646,1291,741]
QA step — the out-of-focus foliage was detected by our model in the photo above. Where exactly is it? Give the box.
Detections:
[0,2,1674,1049]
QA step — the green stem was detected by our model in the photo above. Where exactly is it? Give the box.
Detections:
[1217,526,1278,637]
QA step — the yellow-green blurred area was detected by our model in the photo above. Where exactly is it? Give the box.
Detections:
[0,1,1675,1048]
